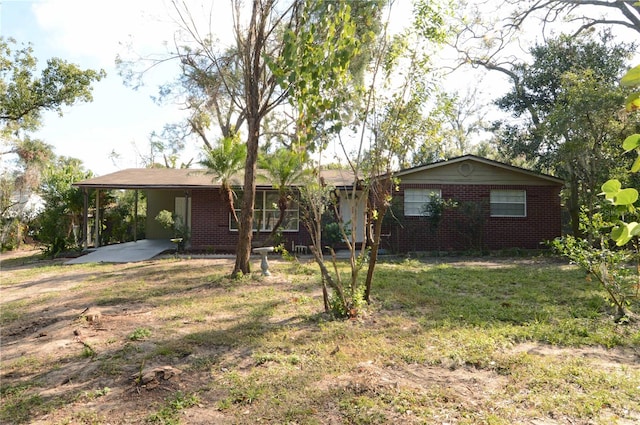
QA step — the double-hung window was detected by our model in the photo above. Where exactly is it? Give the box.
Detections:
[404,188,442,217]
[490,190,526,217]
[230,190,299,231]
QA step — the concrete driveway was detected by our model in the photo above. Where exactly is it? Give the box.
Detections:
[65,239,176,264]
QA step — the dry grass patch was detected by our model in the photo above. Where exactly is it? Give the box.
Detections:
[1,253,638,424]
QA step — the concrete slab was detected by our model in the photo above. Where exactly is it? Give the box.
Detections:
[65,239,176,264]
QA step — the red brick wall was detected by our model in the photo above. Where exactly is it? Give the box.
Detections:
[190,184,561,253]
[190,189,235,251]
[189,189,312,252]
[385,184,562,253]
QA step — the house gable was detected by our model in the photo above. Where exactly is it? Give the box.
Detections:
[386,155,564,253]
[395,155,563,187]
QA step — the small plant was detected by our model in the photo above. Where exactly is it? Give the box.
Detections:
[81,345,96,358]
[422,193,458,232]
[274,243,294,261]
[128,327,152,341]
[217,371,265,408]
[322,221,343,250]
[0,384,43,424]
[155,210,190,250]
[551,210,638,322]
[147,391,200,424]
[81,387,110,401]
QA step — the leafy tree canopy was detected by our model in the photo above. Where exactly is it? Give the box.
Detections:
[493,31,639,236]
[0,37,106,136]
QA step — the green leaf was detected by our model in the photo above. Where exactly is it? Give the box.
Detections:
[625,92,640,111]
[601,179,621,195]
[621,65,640,87]
[622,134,640,152]
[611,225,631,246]
[600,180,639,205]
[612,222,640,246]
[614,188,639,205]
[632,155,640,173]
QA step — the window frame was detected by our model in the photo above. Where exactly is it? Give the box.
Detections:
[403,188,442,217]
[230,190,300,232]
[490,189,527,218]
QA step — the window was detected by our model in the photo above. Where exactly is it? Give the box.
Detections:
[174,197,191,230]
[490,190,526,217]
[230,190,299,232]
[404,188,441,217]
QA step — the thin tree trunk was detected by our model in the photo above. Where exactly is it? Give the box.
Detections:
[263,194,287,245]
[310,246,348,314]
[223,185,238,223]
[233,117,259,277]
[568,177,582,238]
[364,204,387,303]
[232,0,265,277]
[364,178,391,303]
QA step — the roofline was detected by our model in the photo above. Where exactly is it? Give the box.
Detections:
[73,181,355,190]
[393,154,565,184]
[73,184,214,190]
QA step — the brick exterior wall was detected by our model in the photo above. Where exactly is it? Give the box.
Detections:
[189,183,562,254]
[189,189,312,252]
[383,183,562,253]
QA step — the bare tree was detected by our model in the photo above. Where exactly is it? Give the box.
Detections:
[157,0,298,276]
[229,0,298,276]
[506,0,640,37]
[450,0,639,82]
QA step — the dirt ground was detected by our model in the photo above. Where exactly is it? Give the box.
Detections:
[1,247,639,424]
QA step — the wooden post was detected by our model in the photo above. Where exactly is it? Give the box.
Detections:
[134,189,138,242]
[83,188,89,251]
[94,189,100,248]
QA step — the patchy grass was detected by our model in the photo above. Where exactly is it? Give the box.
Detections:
[0,255,638,424]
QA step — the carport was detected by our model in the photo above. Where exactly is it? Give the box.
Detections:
[73,168,214,250]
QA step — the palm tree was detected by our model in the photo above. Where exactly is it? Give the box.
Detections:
[258,147,309,243]
[199,134,246,223]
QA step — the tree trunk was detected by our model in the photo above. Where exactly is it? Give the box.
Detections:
[262,194,288,246]
[364,178,391,303]
[232,0,267,277]
[568,177,582,238]
[310,245,348,314]
[233,118,259,277]
[364,205,386,303]
[223,185,238,223]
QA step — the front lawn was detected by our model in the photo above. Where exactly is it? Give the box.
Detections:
[1,254,638,424]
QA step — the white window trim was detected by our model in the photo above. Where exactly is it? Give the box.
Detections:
[230,190,300,232]
[490,190,527,218]
[404,188,442,217]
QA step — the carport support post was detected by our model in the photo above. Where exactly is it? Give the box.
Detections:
[134,190,138,242]
[83,188,89,251]
[94,189,100,248]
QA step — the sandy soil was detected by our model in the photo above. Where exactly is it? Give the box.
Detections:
[1,249,638,424]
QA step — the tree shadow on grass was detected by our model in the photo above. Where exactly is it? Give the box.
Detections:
[373,261,630,345]
[0,294,296,424]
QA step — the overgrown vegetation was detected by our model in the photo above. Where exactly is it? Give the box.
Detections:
[1,255,639,424]
[552,63,640,324]
[552,211,639,322]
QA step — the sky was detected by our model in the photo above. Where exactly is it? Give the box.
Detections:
[2,0,636,177]
[0,0,432,176]
[0,0,229,175]
[0,0,502,177]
